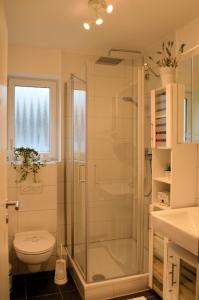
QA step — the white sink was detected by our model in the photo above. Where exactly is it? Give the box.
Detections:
[151,207,199,256]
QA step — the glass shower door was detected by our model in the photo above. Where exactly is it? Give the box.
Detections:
[71,75,87,278]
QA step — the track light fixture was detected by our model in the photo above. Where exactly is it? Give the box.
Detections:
[83,22,91,30]
[83,0,114,31]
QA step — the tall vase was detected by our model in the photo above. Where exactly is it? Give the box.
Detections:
[160,67,176,87]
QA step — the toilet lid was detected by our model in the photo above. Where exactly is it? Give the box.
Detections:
[14,230,55,255]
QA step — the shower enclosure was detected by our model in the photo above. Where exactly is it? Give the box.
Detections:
[66,56,148,286]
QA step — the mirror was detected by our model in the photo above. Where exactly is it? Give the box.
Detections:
[178,47,199,143]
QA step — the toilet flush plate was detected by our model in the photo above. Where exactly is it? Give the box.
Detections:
[20,182,43,194]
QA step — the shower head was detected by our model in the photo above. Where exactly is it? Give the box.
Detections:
[96,48,143,66]
[96,56,123,65]
[122,96,138,106]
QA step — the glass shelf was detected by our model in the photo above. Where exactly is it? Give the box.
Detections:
[153,203,171,210]
[153,177,171,184]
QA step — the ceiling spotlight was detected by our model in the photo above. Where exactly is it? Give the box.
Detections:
[84,0,114,30]
[83,22,91,30]
[96,18,103,25]
[106,4,113,14]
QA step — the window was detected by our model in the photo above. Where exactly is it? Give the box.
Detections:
[8,78,57,160]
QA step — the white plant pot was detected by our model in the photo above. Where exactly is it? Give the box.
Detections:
[160,67,176,86]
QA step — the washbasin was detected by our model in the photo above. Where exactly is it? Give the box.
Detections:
[151,207,199,256]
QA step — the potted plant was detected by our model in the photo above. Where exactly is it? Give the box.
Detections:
[148,41,186,86]
[11,147,46,183]
[164,163,171,180]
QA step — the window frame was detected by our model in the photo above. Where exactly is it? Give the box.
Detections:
[8,77,58,161]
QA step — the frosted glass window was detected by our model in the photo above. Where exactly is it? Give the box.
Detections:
[14,86,50,153]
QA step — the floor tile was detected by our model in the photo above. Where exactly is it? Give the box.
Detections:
[61,290,82,300]
[58,273,76,292]
[10,276,26,300]
[28,294,62,300]
[25,271,54,280]
[12,271,161,300]
[10,298,26,300]
[26,276,59,297]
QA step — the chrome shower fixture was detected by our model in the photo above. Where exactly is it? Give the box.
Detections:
[122,97,138,107]
[83,0,114,31]
[96,49,143,66]
[144,62,160,79]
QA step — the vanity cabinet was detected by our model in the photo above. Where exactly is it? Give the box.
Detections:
[149,84,198,298]
[149,230,169,298]
[150,237,199,300]
[166,243,199,300]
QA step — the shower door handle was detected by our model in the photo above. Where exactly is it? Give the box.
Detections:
[78,164,86,184]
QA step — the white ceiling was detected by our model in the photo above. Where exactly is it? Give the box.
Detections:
[4,0,199,54]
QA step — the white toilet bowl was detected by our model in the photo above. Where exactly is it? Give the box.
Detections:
[14,230,55,273]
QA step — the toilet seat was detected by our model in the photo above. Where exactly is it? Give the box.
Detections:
[14,230,55,255]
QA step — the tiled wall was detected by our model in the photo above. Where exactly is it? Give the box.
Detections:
[7,46,66,272]
[86,60,138,243]
[64,57,152,276]
[8,163,57,275]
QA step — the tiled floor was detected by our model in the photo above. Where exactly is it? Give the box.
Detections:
[10,271,161,300]
[10,271,81,300]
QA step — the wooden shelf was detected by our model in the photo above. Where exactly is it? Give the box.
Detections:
[153,177,171,184]
[155,115,166,119]
[153,283,163,298]
[156,146,171,150]
[153,270,163,284]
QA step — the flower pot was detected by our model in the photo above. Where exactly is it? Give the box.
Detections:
[160,67,176,86]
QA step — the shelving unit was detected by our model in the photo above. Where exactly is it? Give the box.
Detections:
[151,86,171,149]
[149,84,198,299]
[153,177,171,184]
[151,84,197,210]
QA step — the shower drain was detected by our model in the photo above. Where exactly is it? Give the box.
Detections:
[92,274,106,281]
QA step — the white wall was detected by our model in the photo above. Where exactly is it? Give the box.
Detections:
[0,1,10,296]
[86,59,137,243]
[8,164,57,274]
[7,46,63,274]
[176,17,199,51]
[7,46,94,273]
[8,46,62,78]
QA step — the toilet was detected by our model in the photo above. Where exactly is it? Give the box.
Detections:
[13,230,55,273]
